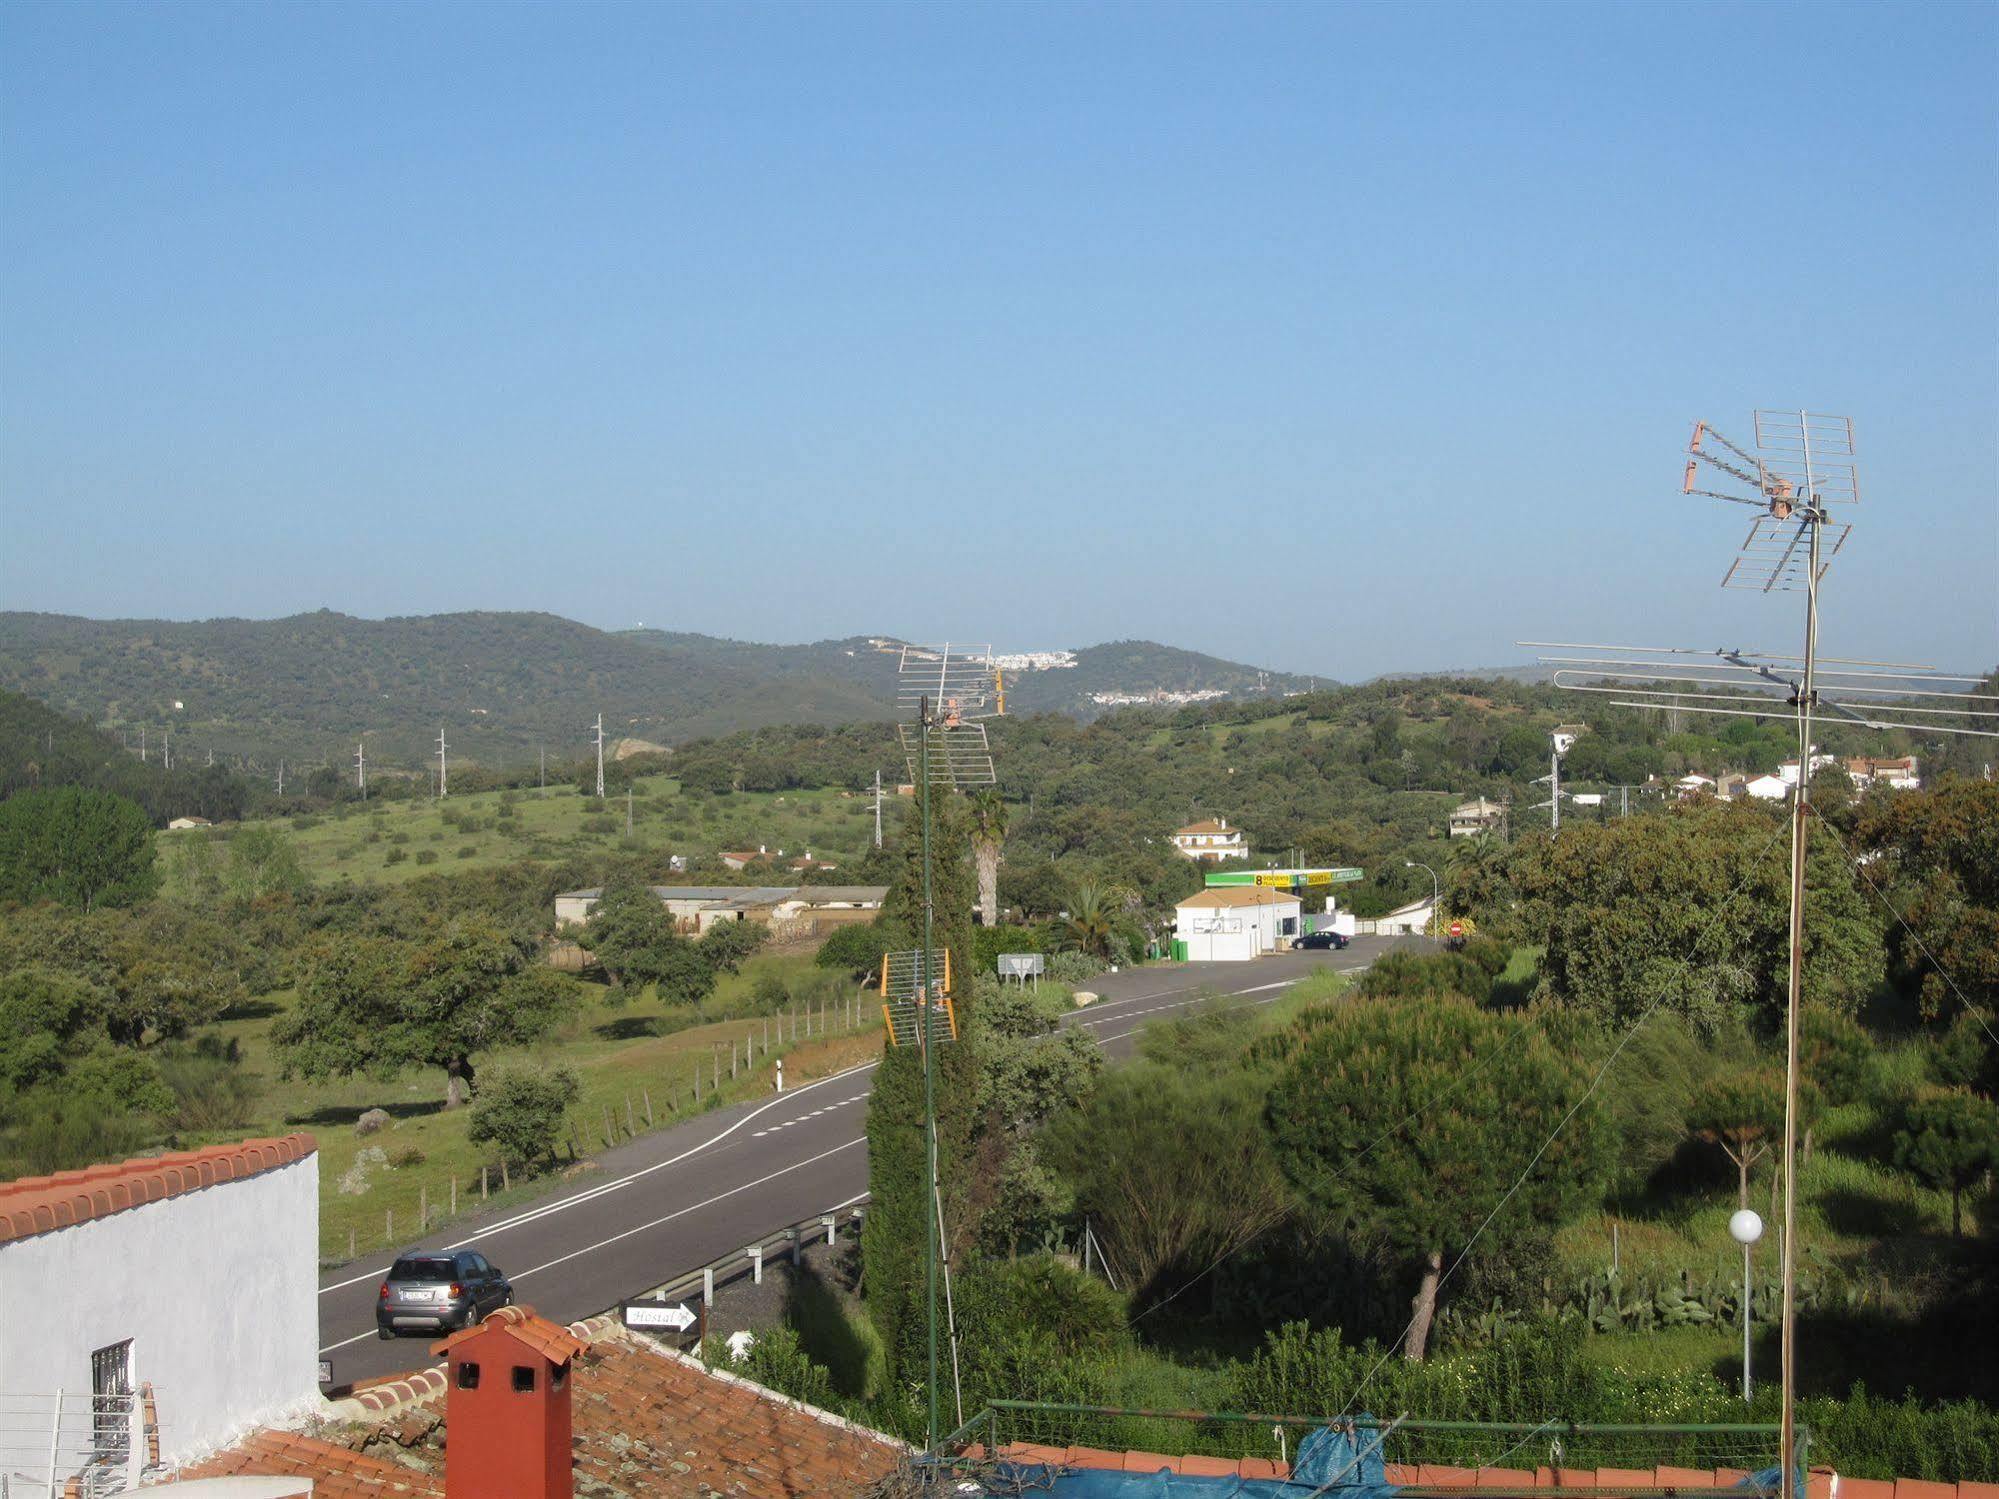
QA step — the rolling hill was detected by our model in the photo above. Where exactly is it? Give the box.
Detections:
[0,611,1315,769]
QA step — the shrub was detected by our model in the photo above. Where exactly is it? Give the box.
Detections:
[390,831,410,845]
[468,1068,581,1172]
[387,1144,427,1169]
[457,845,477,859]
[414,849,439,866]
[1357,949,1492,1004]
[1045,950,1104,985]
[385,847,408,866]
[815,921,894,976]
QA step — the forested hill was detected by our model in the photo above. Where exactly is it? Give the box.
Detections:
[0,690,248,824]
[618,630,1317,717]
[0,611,1310,766]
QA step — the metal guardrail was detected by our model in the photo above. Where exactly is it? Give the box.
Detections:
[610,1195,870,1345]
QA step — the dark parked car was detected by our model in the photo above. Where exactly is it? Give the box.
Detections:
[377,1250,513,1339]
[1292,930,1350,951]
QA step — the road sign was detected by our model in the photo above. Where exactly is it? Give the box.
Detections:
[624,1301,698,1332]
[997,953,1045,977]
[317,1360,332,1385]
[1449,921,1464,938]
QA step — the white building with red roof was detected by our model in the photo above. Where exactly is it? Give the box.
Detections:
[0,1134,320,1483]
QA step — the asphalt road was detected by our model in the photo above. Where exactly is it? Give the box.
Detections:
[318,937,1407,1383]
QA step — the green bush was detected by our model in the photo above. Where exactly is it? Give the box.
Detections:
[815,921,894,976]
[384,847,407,866]
[414,849,438,866]
[468,1068,581,1172]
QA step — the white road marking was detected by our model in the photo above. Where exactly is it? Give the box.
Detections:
[321,953,1375,1308]
[317,1138,867,1355]
[319,1058,880,1295]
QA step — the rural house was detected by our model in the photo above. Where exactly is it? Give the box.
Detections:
[1168,818,1247,862]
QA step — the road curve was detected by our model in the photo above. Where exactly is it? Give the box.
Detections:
[318,939,1403,1382]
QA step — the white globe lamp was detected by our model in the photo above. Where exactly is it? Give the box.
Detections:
[1728,1208,1764,1403]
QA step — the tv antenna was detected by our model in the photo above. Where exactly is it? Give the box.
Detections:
[591,713,607,799]
[354,739,367,798]
[1526,411,1997,1490]
[435,726,448,799]
[891,643,999,1453]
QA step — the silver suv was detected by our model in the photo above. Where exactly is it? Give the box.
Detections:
[376,1250,513,1339]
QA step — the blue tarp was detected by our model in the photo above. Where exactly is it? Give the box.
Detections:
[937,1430,1794,1499]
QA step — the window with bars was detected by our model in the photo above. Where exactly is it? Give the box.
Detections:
[90,1340,134,1465]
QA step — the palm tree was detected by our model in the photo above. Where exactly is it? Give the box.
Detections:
[969,789,1008,927]
[1064,883,1118,960]
[1446,831,1509,916]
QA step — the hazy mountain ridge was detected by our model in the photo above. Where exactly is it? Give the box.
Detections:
[0,611,1313,766]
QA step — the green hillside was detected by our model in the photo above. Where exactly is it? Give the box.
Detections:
[0,611,1315,768]
[0,689,248,824]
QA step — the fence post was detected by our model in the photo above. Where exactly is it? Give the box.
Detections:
[693,1064,700,1101]
[712,1048,719,1090]
[386,1208,393,1246]
[731,1041,738,1080]
[643,1088,654,1127]
[823,1214,837,1247]
[48,1387,63,1497]
[625,1094,636,1136]
[481,1165,489,1201]
[604,1106,615,1146]
[751,1244,763,1285]
[788,1227,801,1268]
[763,1017,770,1054]
[500,1159,510,1193]
[702,1266,714,1306]
[349,1226,357,1260]
[419,1184,428,1231]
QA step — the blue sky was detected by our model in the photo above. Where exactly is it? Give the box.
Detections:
[3,1,1994,678]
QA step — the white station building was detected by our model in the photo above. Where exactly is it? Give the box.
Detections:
[1172,886,1302,961]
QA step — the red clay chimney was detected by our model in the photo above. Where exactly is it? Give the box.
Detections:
[433,1307,581,1499]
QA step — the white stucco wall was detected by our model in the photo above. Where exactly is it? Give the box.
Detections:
[0,1154,320,1466]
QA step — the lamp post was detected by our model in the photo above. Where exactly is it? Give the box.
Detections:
[1404,860,1440,935]
[1729,1208,1764,1403]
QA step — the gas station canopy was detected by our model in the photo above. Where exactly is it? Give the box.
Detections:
[1205,867,1364,890]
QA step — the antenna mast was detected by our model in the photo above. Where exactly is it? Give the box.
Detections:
[891,644,998,1453]
[436,726,448,799]
[592,714,606,799]
[1526,411,1997,1491]
[355,739,367,798]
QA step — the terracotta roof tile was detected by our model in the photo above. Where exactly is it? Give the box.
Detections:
[175,1431,442,1497]
[430,1304,586,1364]
[168,1315,903,1497]
[0,1134,316,1243]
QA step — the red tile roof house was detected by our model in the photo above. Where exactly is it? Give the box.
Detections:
[165,1305,909,1497]
[0,1136,322,1491]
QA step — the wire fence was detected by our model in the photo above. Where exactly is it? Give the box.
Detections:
[934,1404,1797,1490]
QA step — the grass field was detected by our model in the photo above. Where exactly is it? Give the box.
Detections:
[201,950,883,1264]
[191,776,885,888]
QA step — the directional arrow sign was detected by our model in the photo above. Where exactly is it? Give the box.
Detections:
[623,1302,698,1332]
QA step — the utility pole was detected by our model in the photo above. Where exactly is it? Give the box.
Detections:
[436,726,448,799]
[163,730,171,772]
[277,760,285,797]
[355,740,367,798]
[626,784,634,834]
[592,714,606,799]
[140,723,147,763]
[873,769,883,849]
[539,746,546,795]
[1549,744,1560,833]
